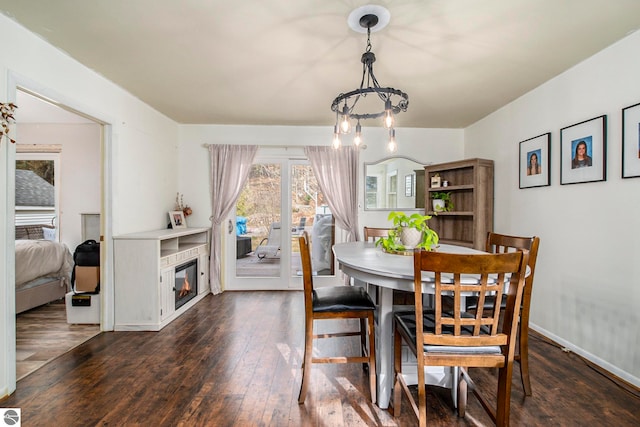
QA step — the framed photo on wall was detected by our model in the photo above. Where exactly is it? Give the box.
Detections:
[560,115,607,185]
[169,210,187,229]
[622,101,640,179]
[519,132,551,189]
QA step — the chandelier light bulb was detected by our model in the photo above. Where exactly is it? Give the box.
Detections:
[354,122,362,147]
[387,128,397,153]
[383,99,394,129]
[332,125,342,149]
[340,104,352,133]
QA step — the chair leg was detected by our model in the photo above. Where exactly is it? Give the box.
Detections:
[457,367,467,417]
[392,328,402,417]
[359,318,368,371]
[417,360,427,427]
[518,317,532,396]
[367,313,377,404]
[495,362,515,427]
[298,319,314,404]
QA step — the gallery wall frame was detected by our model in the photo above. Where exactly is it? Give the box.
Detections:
[519,132,551,189]
[622,101,640,179]
[560,115,607,185]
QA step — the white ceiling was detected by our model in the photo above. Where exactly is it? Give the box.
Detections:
[2,0,640,128]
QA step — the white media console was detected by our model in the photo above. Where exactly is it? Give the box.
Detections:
[113,227,210,331]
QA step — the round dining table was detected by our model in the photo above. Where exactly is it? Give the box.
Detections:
[332,241,487,409]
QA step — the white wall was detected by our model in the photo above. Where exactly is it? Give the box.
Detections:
[0,13,180,397]
[465,31,640,386]
[17,123,101,250]
[178,124,464,233]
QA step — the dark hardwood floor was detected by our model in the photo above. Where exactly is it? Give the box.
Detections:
[2,291,639,426]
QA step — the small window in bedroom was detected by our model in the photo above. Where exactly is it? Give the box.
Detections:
[15,146,61,240]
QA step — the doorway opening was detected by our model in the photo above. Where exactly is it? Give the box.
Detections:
[12,88,104,380]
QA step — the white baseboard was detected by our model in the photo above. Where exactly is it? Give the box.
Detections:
[530,323,639,389]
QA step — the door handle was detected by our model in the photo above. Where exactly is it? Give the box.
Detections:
[228,219,233,234]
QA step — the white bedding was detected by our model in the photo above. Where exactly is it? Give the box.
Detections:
[15,239,73,288]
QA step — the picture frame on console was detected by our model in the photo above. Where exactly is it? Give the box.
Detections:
[622,101,640,179]
[169,210,187,229]
[519,132,551,189]
[560,115,607,185]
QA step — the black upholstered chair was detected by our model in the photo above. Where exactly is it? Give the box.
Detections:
[297,231,376,404]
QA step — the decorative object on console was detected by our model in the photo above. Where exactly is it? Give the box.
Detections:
[1,102,17,145]
[560,115,607,185]
[174,192,192,216]
[430,173,441,188]
[169,210,187,229]
[330,5,408,152]
[519,132,551,189]
[622,101,640,179]
[376,211,438,253]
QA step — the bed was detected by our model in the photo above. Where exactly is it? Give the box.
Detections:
[15,225,73,314]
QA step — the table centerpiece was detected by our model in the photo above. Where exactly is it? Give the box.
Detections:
[375,211,439,255]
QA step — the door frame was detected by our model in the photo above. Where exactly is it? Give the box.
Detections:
[1,73,113,397]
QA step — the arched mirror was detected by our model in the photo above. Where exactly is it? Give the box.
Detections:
[364,156,426,210]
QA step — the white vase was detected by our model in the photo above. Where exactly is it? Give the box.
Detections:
[432,199,445,212]
[400,227,422,248]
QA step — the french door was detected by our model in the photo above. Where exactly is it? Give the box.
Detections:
[224,152,337,290]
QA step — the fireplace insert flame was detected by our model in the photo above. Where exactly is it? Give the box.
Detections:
[175,259,198,310]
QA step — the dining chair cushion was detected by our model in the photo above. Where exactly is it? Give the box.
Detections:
[394,310,501,354]
[313,286,376,313]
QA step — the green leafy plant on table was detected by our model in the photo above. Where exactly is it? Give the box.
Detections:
[375,211,439,252]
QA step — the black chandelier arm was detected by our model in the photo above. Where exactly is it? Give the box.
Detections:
[331,87,409,116]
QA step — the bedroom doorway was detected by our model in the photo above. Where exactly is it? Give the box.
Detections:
[12,88,103,380]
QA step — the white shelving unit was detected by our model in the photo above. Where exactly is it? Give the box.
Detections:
[113,227,210,331]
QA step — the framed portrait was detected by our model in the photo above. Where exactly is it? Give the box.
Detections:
[405,174,414,197]
[622,101,640,178]
[169,210,187,229]
[560,115,607,185]
[519,132,551,189]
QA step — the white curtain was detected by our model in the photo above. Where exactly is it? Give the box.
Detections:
[208,144,258,294]
[304,146,360,242]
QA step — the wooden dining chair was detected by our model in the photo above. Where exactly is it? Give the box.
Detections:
[297,231,377,404]
[467,232,540,396]
[392,249,528,426]
[363,226,391,243]
[363,226,414,305]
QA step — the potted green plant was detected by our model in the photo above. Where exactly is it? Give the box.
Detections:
[376,211,439,252]
[431,191,453,212]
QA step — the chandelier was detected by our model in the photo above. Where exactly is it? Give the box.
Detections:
[331,6,408,152]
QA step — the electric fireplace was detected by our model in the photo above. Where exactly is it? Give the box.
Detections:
[175,259,198,310]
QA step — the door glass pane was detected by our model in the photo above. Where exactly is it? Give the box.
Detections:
[291,164,334,277]
[235,163,281,277]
